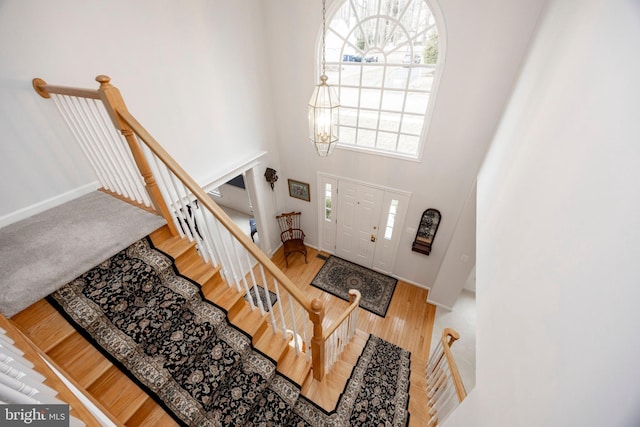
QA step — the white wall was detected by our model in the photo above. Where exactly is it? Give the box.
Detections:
[0,0,280,219]
[446,0,640,425]
[428,181,476,308]
[213,183,252,216]
[263,0,544,294]
[1,0,546,306]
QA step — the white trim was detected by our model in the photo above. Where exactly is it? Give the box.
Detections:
[426,297,453,312]
[322,0,447,160]
[316,172,412,276]
[415,0,447,163]
[199,151,268,192]
[317,172,412,198]
[0,181,99,228]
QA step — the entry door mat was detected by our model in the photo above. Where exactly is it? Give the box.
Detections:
[311,256,398,317]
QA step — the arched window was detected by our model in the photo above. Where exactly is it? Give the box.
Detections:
[323,0,442,159]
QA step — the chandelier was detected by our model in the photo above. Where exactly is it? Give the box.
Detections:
[308,0,340,157]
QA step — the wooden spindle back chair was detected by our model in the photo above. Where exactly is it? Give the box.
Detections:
[276,211,307,267]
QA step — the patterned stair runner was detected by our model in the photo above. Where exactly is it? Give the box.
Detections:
[48,238,410,426]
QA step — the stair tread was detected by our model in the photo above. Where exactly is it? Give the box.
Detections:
[11,227,383,426]
[47,332,112,387]
[151,233,194,259]
[254,326,290,362]
[11,299,76,352]
[278,347,312,386]
[87,365,149,422]
[205,283,244,312]
[127,397,179,427]
[229,304,269,339]
[180,256,219,284]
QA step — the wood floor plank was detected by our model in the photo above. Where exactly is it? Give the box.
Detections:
[272,245,437,423]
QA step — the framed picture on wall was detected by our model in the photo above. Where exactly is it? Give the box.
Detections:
[288,179,310,202]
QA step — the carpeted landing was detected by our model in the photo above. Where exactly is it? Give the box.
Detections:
[49,238,411,426]
[0,191,166,317]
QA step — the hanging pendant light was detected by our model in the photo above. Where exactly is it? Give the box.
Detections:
[308,0,340,157]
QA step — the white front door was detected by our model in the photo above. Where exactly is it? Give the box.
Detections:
[335,181,384,267]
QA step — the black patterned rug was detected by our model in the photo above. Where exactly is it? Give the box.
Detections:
[311,256,398,317]
[48,238,410,426]
[244,285,277,312]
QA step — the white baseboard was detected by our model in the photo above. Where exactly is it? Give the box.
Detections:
[426,298,454,311]
[0,182,99,228]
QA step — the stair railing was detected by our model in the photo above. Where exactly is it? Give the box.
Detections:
[32,75,357,380]
[425,328,468,426]
[321,290,361,375]
[0,314,117,425]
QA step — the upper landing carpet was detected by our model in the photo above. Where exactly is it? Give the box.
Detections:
[311,256,398,317]
[0,191,165,317]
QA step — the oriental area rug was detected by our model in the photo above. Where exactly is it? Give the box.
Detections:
[48,238,410,426]
[311,256,398,317]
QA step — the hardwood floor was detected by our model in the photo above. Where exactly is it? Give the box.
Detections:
[11,231,436,426]
[271,246,436,425]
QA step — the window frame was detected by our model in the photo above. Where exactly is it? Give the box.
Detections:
[320,0,446,161]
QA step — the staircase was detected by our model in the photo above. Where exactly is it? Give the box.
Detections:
[10,224,366,425]
[10,75,440,426]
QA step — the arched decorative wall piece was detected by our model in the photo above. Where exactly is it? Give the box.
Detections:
[412,208,441,255]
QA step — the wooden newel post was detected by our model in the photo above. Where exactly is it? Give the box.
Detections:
[310,298,325,380]
[95,75,178,236]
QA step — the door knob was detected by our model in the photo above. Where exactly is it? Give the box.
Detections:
[371,234,377,242]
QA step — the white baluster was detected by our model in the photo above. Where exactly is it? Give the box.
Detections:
[259,266,278,332]
[301,309,310,361]
[52,95,113,191]
[212,219,241,291]
[272,279,288,337]
[191,203,218,265]
[228,239,253,308]
[78,98,135,201]
[70,96,126,196]
[90,99,149,206]
[169,176,197,243]
[141,145,185,238]
[243,251,263,313]
[287,294,301,355]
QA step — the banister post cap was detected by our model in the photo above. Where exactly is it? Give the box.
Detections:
[311,298,324,313]
[95,75,113,90]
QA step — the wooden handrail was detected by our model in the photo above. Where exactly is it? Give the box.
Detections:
[33,78,101,100]
[94,76,179,237]
[116,108,317,314]
[322,289,361,340]
[31,75,366,381]
[440,328,467,402]
[119,107,331,378]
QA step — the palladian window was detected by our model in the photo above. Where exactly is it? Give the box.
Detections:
[323,0,442,159]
